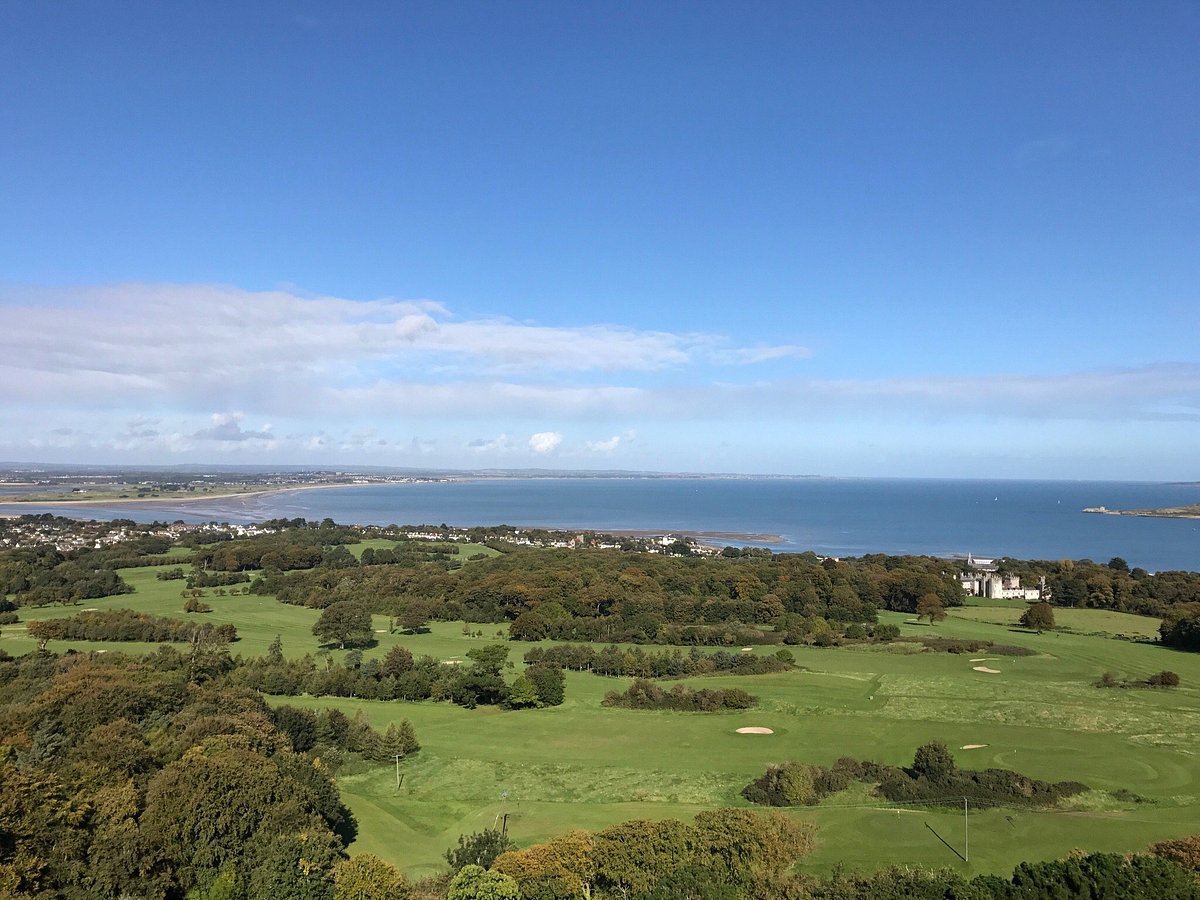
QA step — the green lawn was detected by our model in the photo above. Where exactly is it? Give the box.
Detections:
[948,603,1162,639]
[6,566,1200,881]
[268,610,1200,879]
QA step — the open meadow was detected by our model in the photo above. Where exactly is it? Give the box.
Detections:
[5,546,1200,881]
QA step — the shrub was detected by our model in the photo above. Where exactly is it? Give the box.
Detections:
[1146,671,1181,688]
[602,679,756,711]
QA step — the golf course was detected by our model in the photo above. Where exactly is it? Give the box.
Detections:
[6,538,1199,883]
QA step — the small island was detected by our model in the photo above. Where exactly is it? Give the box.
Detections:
[1084,503,1200,520]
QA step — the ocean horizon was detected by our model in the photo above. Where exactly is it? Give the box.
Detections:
[3,476,1198,573]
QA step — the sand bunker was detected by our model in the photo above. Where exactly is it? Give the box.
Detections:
[972,666,1001,674]
[960,744,988,750]
[740,646,753,652]
[736,727,774,735]
[970,658,995,663]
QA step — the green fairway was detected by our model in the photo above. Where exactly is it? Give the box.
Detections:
[266,610,1200,878]
[949,602,1163,639]
[7,565,1200,880]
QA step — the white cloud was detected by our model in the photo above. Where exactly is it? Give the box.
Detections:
[0,283,804,416]
[586,432,632,453]
[192,412,274,443]
[528,431,563,454]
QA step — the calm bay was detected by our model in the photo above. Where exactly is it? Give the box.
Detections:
[3,477,1198,572]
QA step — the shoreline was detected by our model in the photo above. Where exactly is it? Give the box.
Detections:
[1084,505,1200,520]
[0,480,411,508]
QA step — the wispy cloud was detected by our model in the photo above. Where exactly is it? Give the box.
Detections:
[0,283,805,414]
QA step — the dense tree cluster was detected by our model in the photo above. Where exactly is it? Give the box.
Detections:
[489,808,814,900]
[523,643,794,678]
[445,829,517,874]
[1160,606,1200,651]
[0,649,387,898]
[803,853,1200,900]
[231,641,566,710]
[742,743,1089,810]
[190,520,362,572]
[254,548,975,647]
[0,545,134,606]
[601,679,756,711]
[993,556,1200,618]
[26,609,237,644]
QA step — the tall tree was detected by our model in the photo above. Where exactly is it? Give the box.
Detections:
[915,593,946,624]
[1020,601,1056,633]
[312,602,374,649]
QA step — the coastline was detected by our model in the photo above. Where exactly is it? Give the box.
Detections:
[0,480,393,508]
[1084,505,1200,520]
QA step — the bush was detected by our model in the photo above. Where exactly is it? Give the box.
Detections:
[743,745,1089,811]
[1146,671,1181,688]
[602,679,756,711]
[184,596,212,614]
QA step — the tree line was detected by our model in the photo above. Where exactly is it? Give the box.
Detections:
[26,609,238,644]
[601,679,757,711]
[522,643,795,677]
[230,639,566,710]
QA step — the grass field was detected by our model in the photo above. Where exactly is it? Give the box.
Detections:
[948,602,1163,639]
[5,555,1200,881]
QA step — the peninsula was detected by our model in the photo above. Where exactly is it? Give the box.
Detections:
[1084,503,1200,520]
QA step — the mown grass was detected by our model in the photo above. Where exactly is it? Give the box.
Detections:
[949,603,1162,638]
[5,557,1200,880]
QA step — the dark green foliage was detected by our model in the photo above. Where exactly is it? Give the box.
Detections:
[379,645,415,677]
[804,865,986,899]
[602,679,756,711]
[997,851,1200,899]
[740,762,821,806]
[186,570,251,589]
[912,741,956,780]
[525,665,566,706]
[1019,601,1056,632]
[445,829,517,873]
[312,601,374,649]
[1161,608,1200,651]
[0,652,356,897]
[231,648,531,708]
[903,637,1035,656]
[272,704,318,752]
[25,608,237,643]
[523,643,793,678]
[743,745,1088,811]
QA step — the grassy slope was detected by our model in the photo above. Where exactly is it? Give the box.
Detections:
[5,554,1200,880]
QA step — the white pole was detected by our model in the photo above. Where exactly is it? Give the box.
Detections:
[964,797,969,863]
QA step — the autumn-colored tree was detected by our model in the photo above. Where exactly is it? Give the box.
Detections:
[916,593,946,624]
[1020,601,1056,633]
[332,854,409,900]
[1149,834,1200,871]
[492,830,596,898]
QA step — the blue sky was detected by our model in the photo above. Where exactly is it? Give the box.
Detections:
[1,2,1197,477]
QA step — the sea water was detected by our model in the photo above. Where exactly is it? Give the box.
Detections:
[3,478,1198,572]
